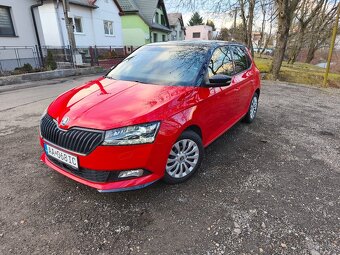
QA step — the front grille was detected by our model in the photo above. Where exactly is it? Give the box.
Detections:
[47,156,111,183]
[40,114,104,155]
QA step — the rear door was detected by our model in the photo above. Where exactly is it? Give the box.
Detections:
[231,46,255,117]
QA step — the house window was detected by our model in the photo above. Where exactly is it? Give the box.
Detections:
[104,20,114,35]
[74,17,83,33]
[160,15,165,25]
[154,13,159,24]
[153,33,158,42]
[162,34,166,42]
[193,32,200,38]
[0,6,15,36]
[68,17,83,33]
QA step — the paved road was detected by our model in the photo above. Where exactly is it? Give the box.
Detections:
[0,76,339,254]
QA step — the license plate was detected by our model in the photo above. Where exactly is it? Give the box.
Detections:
[44,144,78,169]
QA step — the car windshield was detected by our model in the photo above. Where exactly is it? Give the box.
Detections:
[106,44,209,86]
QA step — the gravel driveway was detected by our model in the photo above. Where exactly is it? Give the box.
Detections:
[0,78,339,254]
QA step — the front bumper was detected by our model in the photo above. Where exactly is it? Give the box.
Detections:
[41,153,160,191]
[40,136,171,192]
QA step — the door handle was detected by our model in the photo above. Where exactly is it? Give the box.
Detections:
[233,87,240,91]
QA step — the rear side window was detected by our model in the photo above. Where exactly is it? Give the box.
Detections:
[208,46,234,78]
[232,46,251,74]
[242,47,252,68]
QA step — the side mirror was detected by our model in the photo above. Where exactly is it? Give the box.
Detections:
[208,74,232,87]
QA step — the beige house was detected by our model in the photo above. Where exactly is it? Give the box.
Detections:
[185,25,212,40]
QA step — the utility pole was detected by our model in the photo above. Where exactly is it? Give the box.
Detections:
[323,2,340,87]
[62,0,77,65]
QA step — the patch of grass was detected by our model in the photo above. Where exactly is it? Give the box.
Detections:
[254,55,340,88]
[253,57,272,73]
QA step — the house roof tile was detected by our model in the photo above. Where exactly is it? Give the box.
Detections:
[116,0,138,12]
[69,0,98,8]
[167,13,182,26]
[117,0,171,32]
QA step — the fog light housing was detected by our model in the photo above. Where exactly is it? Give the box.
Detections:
[118,169,144,178]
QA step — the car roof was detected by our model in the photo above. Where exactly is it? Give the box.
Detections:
[148,40,246,50]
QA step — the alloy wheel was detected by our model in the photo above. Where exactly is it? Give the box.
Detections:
[249,96,258,120]
[166,139,199,179]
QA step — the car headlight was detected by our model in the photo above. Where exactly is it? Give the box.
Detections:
[103,122,160,145]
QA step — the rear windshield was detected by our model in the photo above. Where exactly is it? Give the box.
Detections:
[106,45,209,86]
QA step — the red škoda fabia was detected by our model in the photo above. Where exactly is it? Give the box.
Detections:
[39,41,261,192]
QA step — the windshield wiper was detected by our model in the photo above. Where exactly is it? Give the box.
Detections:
[104,76,116,80]
[134,80,147,84]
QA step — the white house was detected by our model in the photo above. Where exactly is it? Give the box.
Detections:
[0,0,41,71]
[0,0,124,71]
[36,0,124,48]
[167,13,185,41]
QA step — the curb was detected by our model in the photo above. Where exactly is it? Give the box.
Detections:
[0,67,105,86]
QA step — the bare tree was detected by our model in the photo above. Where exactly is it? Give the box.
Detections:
[255,0,268,51]
[170,0,257,53]
[260,17,275,57]
[304,1,338,63]
[254,0,275,56]
[287,0,325,64]
[238,0,256,55]
[271,0,299,80]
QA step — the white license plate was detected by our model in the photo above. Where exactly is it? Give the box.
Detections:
[44,144,78,169]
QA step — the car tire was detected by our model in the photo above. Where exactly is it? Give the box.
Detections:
[163,131,204,184]
[243,92,259,123]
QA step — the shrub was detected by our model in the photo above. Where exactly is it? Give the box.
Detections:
[13,63,34,74]
[98,50,117,60]
[45,50,57,70]
[22,63,33,72]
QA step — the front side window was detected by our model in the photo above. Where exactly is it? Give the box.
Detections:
[106,45,209,86]
[104,20,114,35]
[208,47,234,78]
[74,17,83,33]
[193,32,200,38]
[232,46,249,73]
[0,6,15,36]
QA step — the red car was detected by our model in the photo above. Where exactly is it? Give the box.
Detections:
[40,41,261,192]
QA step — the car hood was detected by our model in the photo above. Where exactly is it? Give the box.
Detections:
[47,77,197,130]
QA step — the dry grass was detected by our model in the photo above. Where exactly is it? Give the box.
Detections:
[254,55,340,88]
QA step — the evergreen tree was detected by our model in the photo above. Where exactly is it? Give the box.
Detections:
[206,20,216,31]
[187,12,204,26]
[45,50,57,70]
